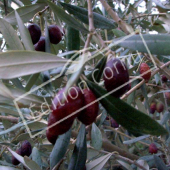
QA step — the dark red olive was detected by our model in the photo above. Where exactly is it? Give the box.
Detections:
[149,143,158,154]
[12,148,22,165]
[77,89,99,125]
[28,23,41,44]
[34,36,45,52]
[48,25,62,44]
[48,87,84,136]
[103,58,129,98]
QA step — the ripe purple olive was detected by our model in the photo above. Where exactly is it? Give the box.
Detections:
[12,148,22,165]
[150,102,156,114]
[162,75,168,82]
[77,89,99,125]
[103,58,129,98]
[34,36,45,52]
[156,102,164,113]
[48,87,84,136]
[46,129,58,145]
[111,118,119,128]
[12,140,32,166]
[27,23,41,44]
[48,25,62,44]
[20,140,32,157]
[149,143,158,154]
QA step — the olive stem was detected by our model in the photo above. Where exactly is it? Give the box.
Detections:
[0,116,18,123]
[71,130,139,160]
[121,61,170,100]
[104,125,150,147]
[99,0,129,34]
[88,146,147,170]
[126,13,166,21]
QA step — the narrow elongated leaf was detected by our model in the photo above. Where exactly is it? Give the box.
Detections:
[153,0,170,10]
[0,51,68,79]
[68,124,87,170]
[0,81,14,99]
[50,129,71,170]
[0,121,34,135]
[66,26,80,59]
[25,73,40,91]
[123,135,150,145]
[0,166,19,170]
[137,160,149,170]
[117,160,133,170]
[60,2,117,29]
[15,11,34,50]
[0,106,18,116]
[10,78,24,90]
[153,155,169,170]
[5,3,46,25]
[112,29,126,37]
[24,156,42,170]
[47,1,88,33]
[87,57,107,83]
[0,18,24,50]
[115,34,170,55]
[30,147,42,168]
[86,153,112,170]
[91,123,102,150]
[86,80,167,135]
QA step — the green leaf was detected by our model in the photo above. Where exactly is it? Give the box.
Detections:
[24,156,42,170]
[123,135,150,145]
[25,73,40,91]
[50,129,71,170]
[5,3,46,25]
[87,56,107,83]
[15,10,34,51]
[47,1,88,33]
[91,123,102,150]
[141,84,150,112]
[68,124,87,170]
[153,0,170,10]
[0,51,68,79]
[0,121,34,136]
[45,19,51,53]
[114,34,170,55]
[60,2,117,30]
[112,29,126,37]
[117,160,133,170]
[21,0,31,5]
[86,153,112,170]
[136,160,149,170]
[0,18,24,50]
[86,80,167,136]
[153,155,169,170]
[0,166,19,170]
[66,26,80,59]
[10,78,24,90]
[0,106,19,116]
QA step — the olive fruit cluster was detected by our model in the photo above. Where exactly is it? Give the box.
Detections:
[103,58,129,98]
[12,140,32,165]
[27,23,64,52]
[46,87,99,144]
[150,101,164,114]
